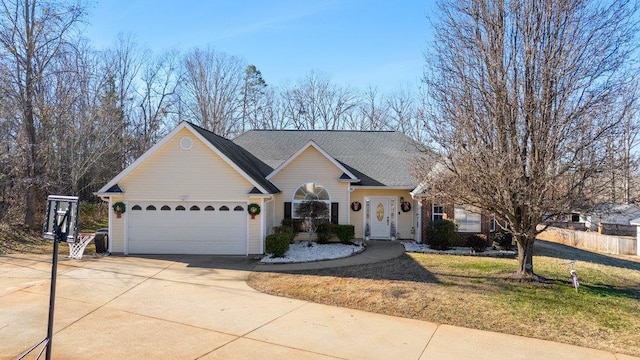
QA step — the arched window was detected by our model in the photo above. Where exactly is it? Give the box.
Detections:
[233,205,244,211]
[161,205,171,211]
[292,183,330,219]
[175,205,186,211]
[219,205,229,211]
[132,205,142,210]
[146,205,156,211]
[204,205,215,211]
[190,205,200,211]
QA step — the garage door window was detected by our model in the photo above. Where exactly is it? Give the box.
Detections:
[146,205,156,211]
[190,205,200,211]
[176,205,186,211]
[204,205,215,211]
[132,205,142,210]
[220,206,229,211]
[161,205,171,211]
[234,205,244,211]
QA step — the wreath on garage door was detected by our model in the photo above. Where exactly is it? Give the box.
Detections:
[247,203,261,219]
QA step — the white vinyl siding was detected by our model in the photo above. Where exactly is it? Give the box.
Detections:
[109,128,259,254]
[271,146,349,226]
[119,128,255,200]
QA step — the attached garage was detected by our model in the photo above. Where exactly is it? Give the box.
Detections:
[127,202,248,255]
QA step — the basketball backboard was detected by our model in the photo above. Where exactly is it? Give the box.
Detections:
[43,195,80,243]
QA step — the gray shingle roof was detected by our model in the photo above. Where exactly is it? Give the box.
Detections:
[188,123,280,194]
[232,130,425,187]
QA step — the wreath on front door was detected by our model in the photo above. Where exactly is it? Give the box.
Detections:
[401,201,412,212]
[351,201,362,211]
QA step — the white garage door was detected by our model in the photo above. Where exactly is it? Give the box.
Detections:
[127,202,247,255]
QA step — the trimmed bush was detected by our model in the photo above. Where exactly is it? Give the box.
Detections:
[316,222,334,243]
[426,219,456,250]
[274,225,296,242]
[281,218,303,232]
[266,233,290,257]
[492,231,515,250]
[335,225,355,243]
[465,234,488,252]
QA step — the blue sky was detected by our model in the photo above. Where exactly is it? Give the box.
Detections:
[84,0,436,92]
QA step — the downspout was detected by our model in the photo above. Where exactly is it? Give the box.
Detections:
[123,200,129,255]
[261,196,274,254]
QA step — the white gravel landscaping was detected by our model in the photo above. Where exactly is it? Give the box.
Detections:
[401,241,517,257]
[260,241,365,263]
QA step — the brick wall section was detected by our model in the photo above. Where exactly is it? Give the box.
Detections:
[420,198,492,242]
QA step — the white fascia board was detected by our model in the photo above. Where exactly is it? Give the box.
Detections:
[353,186,414,190]
[266,140,358,181]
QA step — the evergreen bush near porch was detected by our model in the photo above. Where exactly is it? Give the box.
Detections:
[266,233,290,257]
[426,219,456,250]
[335,225,355,243]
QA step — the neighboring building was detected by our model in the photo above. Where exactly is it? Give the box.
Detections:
[96,121,488,255]
[583,203,640,236]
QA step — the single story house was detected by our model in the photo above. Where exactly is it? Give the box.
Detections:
[96,121,487,255]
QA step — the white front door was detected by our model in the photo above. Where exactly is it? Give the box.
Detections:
[370,197,390,239]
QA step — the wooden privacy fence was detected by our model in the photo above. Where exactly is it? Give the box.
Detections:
[536,225,637,255]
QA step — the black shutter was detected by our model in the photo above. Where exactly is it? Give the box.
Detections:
[284,202,292,219]
[331,202,339,224]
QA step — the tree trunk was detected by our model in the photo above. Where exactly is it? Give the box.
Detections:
[515,234,535,278]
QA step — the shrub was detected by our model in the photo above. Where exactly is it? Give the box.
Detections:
[492,231,515,250]
[266,233,290,257]
[274,225,296,242]
[281,218,303,232]
[315,222,334,243]
[464,234,488,252]
[426,219,456,250]
[335,225,355,243]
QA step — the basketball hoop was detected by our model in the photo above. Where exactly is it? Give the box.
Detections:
[68,233,97,259]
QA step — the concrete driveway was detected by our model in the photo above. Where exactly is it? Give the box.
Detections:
[1,253,637,360]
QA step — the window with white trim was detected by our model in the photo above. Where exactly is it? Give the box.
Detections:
[432,203,445,221]
[454,206,481,233]
[292,183,330,219]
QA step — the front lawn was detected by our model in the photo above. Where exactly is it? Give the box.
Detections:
[247,240,640,356]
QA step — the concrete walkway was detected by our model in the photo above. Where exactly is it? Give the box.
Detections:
[254,239,405,271]
[0,245,637,360]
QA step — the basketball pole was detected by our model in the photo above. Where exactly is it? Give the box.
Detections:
[16,202,68,360]
[44,232,61,360]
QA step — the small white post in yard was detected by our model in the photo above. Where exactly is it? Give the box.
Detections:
[629,217,640,256]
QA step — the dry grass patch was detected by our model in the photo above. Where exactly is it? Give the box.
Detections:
[248,242,640,356]
[0,223,52,254]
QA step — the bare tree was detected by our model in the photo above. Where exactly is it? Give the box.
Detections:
[0,0,85,227]
[134,49,182,154]
[180,47,245,137]
[280,71,358,130]
[359,86,389,130]
[421,0,639,278]
[102,33,145,165]
[386,84,428,142]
